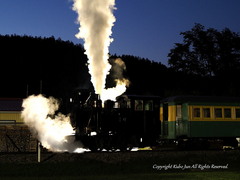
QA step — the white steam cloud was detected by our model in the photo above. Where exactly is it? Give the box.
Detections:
[21,0,128,153]
[72,0,129,101]
[21,94,84,152]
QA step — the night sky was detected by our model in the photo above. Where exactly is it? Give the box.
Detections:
[0,0,240,65]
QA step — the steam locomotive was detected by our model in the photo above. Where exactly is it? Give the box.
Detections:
[69,90,240,151]
[69,90,161,151]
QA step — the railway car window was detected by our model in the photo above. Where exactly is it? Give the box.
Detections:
[120,101,127,108]
[145,101,153,111]
[215,108,222,118]
[176,105,182,119]
[0,120,16,125]
[114,102,119,108]
[203,108,211,118]
[135,100,143,111]
[224,108,232,118]
[127,100,131,108]
[236,108,240,118]
[193,108,200,118]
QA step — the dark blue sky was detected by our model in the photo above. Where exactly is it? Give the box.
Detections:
[0,0,240,65]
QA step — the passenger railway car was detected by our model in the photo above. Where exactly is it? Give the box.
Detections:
[0,98,36,152]
[160,96,240,148]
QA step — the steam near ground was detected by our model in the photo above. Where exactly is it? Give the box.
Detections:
[21,94,87,153]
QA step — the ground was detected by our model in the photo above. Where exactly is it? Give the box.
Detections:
[0,150,240,179]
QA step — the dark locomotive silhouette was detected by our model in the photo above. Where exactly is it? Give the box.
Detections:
[69,90,161,151]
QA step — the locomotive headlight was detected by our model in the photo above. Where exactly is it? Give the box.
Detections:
[90,132,97,136]
[237,138,240,147]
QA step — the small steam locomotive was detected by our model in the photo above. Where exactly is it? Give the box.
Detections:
[69,89,161,151]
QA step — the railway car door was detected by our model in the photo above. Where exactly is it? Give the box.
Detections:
[175,105,182,137]
[175,104,188,138]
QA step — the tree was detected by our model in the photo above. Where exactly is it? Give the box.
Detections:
[168,23,240,77]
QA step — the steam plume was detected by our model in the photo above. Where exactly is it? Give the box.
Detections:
[72,0,115,95]
[21,94,83,152]
[73,0,128,101]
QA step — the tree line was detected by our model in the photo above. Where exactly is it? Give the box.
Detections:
[0,23,240,102]
[168,23,240,96]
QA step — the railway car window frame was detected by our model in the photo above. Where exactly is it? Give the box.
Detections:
[214,108,223,118]
[176,105,182,120]
[135,100,143,111]
[0,120,16,125]
[114,102,119,108]
[236,108,240,119]
[127,100,131,108]
[203,107,211,118]
[145,100,153,111]
[119,99,131,109]
[224,108,232,119]
[193,107,201,118]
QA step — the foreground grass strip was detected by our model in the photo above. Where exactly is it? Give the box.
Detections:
[1,171,240,180]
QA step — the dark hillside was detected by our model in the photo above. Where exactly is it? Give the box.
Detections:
[1,28,239,102]
[0,35,90,98]
[0,35,169,99]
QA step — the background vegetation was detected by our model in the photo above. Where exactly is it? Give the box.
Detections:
[1,23,240,102]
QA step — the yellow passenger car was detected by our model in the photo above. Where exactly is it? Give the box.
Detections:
[160,96,240,148]
[0,98,24,125]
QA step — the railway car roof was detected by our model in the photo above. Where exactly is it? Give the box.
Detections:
[161,96,240,105]
[0,98,23,111]
[119,94,161,100]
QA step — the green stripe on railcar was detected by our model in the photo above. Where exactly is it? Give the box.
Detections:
[189,121,240,137]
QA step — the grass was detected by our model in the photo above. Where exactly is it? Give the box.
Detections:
[1,167,240,180]
[0,151,240,179]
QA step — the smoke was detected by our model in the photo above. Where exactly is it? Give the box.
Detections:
[102,79,129,102]
[110,58,127,80]
[72,0,115,95]
[102,58,130,102]
[21,94,83,152]
[72,0,128,101]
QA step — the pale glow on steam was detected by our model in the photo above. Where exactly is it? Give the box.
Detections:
[21,95,76,152]
[101,79,130,102]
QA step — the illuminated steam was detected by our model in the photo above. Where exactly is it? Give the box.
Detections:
[21,0,129,153]
[72,0,129,101]
[21,95,83,152]
[101,58,129,102]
